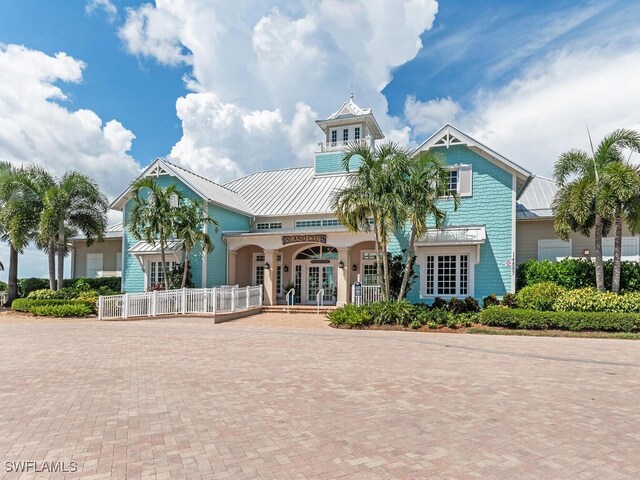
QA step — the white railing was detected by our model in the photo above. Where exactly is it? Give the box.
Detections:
[317,138,373,152]
[351,284,382,305]
[285,288,295,314]
[98,286,263,320]
[316,289,324,314]
[0,291,7,305]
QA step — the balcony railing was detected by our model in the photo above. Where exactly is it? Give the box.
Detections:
[317,138,373,152]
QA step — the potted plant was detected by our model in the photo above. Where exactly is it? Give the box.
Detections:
[283,282,296,304]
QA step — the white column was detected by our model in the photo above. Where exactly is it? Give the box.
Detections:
[263,249,278,306]
[228,250,238,285]
[337,247,350,306]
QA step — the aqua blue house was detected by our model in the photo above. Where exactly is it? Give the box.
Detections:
[91,97,612,306]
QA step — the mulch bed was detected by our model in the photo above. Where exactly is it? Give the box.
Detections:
[330,324,473,334]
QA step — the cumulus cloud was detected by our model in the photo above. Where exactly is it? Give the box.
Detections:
[118,0,439,178]
[0,44,140,279]
[404,96,462,136]
[85,0,117,22]
[460,45,640,176]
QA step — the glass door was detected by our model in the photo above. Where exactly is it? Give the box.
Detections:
[307,266,320,304]
[322,266,336,304]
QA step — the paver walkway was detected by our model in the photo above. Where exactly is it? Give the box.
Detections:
[0,313,639,479]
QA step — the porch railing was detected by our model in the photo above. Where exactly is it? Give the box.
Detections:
[98,286,263,320]
[351,285,381,305]
[316,289,324,314]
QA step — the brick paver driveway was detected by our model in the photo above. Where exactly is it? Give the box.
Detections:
[1,314,639,479]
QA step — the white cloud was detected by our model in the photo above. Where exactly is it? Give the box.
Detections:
[0,44,140,280]
[404,96,462,136]
[118,0,439,178]
[460,45,640,176]
[85,0,117,22]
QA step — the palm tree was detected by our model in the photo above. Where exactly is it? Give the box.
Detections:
[333,142,410,300]
[0,162,43,304]
[397,151,458,301]
[128,178,183,291]
[174,199,218,288]
[553,129,640,292]
[40,172,108,290]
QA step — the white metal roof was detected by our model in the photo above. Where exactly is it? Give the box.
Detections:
[415,226,487,246]
[516,176,557,219]
[128,240,182,254]
[69,222,123,241]
[110,158,252,216]
[224,166,352,216]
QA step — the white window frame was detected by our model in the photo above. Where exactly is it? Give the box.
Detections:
[252,253,283,295]
[331,130,337,146]
[354,126,361,140]
[602,237,640,261]
[146,259,177,290]
[537,239,572,261]
[86,253,103,278]
[343,128,349,142]
[256,222,283,230]
[419,246,476,299]
[361,250,378,286]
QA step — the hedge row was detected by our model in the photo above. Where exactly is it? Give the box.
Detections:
[17,277,121,298]
[517,258,640,291]
[480,306,640,332]
[11,298,94,316]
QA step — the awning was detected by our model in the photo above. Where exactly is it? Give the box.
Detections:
[128,240,183,269]
[415,226,486,246]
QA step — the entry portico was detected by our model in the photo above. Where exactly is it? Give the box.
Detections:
[224,229,375,306]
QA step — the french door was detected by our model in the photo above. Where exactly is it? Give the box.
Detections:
[299,264,336,305]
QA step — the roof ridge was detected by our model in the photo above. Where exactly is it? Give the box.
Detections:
[164,159,242,195]
[224,165,314,185]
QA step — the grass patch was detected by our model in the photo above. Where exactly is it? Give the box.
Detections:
[468,326,640,340]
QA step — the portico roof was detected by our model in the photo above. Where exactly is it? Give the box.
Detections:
[415,226,486,246]
[128,240,183,255]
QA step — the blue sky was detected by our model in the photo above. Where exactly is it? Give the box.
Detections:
[1,0,639,279]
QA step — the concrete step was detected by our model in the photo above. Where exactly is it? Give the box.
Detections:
[263,305,337,314]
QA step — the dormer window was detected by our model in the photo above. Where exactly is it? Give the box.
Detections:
[331,130,337,146]
[343,128,349,142]
[354,127,360,141]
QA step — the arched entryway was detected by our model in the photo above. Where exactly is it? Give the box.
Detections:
[292,245,339,305]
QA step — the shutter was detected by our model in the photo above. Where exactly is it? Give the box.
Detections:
[458,164,472,197]
[86,253,103,278]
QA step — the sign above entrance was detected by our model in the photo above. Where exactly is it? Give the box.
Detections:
[282,234,327,245]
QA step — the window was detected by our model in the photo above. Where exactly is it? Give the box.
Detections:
[447,170,459,195]
[149,261,176,287]
[354,127,360,140]
[256,222,282,230]
[86,253,103,278]
[343,128,349,142]
[295,246,338,260]
[424,254,469,297]
[602,237,639,260]
[295,219,340,228]
[361,250,378,285]
[331,130,337,145]
[253,253,282,293]
[538,239,571,261]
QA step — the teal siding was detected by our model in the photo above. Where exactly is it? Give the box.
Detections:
[391,145,515,302]
[205,204,250,286]
[122,175,250,292]
[314,151,362,174]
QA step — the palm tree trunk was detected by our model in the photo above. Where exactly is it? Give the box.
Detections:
[181,245,190,288]
[594,213,605,292]
[372,216,385,301]
[398,227,416,302]
[160,243,169,290]
[612,215,623,294]
[48,239,56,290]
[6,243,18,306]
[381,240,391,300]
[57,222,65,290]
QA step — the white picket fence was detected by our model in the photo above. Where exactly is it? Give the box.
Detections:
[351,285,382,305]
[98,286,263,320]
[0,291,7,305]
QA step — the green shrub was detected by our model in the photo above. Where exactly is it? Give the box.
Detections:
[62,277,122,291]
[446,317,459,329]
[30,303,92,317]
[501,292,518,308]
[11,298,94,313]
[448,297,467,314]
[0,280,7,292]
[410,319,422,329]
[432,297,448,309]
[516,282,566,311]
[480,306,640,332]
[553,288,640,313]
[464,296,480,313]
[367,300,415,326]
[28,288,78,300]
[482,294,500,309]
[327,304,371,327]
[427,321,438,329]
[17,278,50,298]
